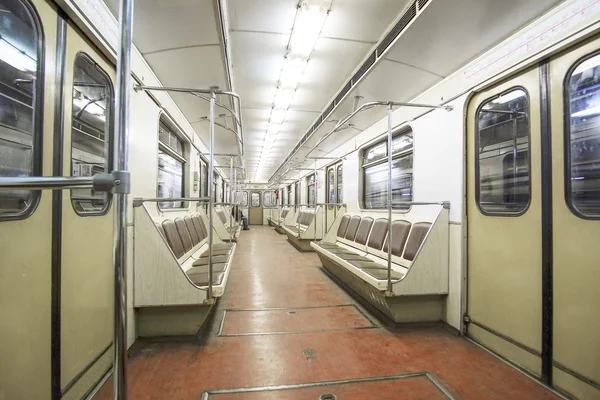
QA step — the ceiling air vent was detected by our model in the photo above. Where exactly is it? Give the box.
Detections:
[323,101,335,119]
[334,81,352,106]
[351,51,376,85]
[417,0,430,10]
[376,1,417,57]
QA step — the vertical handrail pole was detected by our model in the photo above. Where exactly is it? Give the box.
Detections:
[113,0,133,398]
[386,103,394,294]
[229,157,233,241]
[208,88,216,299]
[313,165,317,239]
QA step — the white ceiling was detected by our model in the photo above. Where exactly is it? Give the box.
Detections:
[274,0,566,179]
[228,0,410,181]
[105,0,566,183]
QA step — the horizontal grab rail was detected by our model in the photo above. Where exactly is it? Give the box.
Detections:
[133,197,210,207]
[0,173,126,192]
[315,203,347,206]
[386,201,450,208]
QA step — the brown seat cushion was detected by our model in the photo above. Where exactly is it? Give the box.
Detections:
[187,271,225,286]
[161,219,185,258]
[175,218,194,253]
[192,255,229,266]
[344,216,362,241]
[354,217,374,245]
[336,215,351,238]
[184,216,201,245]
[367,219,388,251]
[200,248,232,257]
[194,215,208,239]
[403,222,431,261]
[383,220,412,257]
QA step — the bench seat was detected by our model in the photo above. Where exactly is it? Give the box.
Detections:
[283,208,323,251]
[312,208,449,324]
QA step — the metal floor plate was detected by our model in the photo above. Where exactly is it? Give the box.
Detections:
[218,304,378,337]
[200,373,457,399]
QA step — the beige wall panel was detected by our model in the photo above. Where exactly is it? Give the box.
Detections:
[0,0,57,397]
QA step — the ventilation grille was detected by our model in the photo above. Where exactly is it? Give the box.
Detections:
[417,0,430,10]
[323,101,335,119]
[334,81,352,106]
[376,1,417,56]
[271,0,424,181]
[351,51,376,85]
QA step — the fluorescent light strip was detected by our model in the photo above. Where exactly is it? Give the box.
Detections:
[270,108,288,125]
[289,1,329,58]
[279,56,308,89]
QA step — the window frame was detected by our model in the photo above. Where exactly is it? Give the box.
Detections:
[306,173,316,206]
[474,86,532,217]
[563,51,600,220]
[250,191,261,208]
[69,51,114,216]
[337,164,343,205]
[237,190,248,207]
[263,190,276,207]
[156,117,187,210]
[0,0,45,221]
[360,127,414,211]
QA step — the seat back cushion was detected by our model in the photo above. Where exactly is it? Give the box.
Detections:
[155,223,166,239]
[175,217,194,253]
[162,219,185,258]
[367,219,388,250]
[217,209,227,225]
[282,209,289,218]
[354,217,374,245]
[337,215,351,238]
[191,215,206,241]
[383,220,412,257]
[403,222,432,261]
[184,216,200,245]
[344,216,362,240]
[196,216,208,238]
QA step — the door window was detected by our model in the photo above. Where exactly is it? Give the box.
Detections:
[251,192,260,207]
[0,0,43,219]
[70,53,113,214]
[476,88,530,215]
[565,53,600,218]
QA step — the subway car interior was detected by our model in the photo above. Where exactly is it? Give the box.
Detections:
[1,0,600,399]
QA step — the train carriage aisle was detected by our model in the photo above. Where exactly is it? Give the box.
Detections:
[94,226,561,400]
[2,0,599,399]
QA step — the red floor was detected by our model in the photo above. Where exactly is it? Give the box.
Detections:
[95,225,561,400]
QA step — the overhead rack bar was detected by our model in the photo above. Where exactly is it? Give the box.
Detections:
[134,85,245,156]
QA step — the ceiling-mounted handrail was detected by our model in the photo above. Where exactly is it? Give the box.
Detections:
[134,85,244,157]
[304,100,453,159]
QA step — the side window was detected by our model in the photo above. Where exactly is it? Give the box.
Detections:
[287,185,292,205]
[362,129,413,210]
[263,190,275,207]
[327,168,334,208]
[0,0,43,219]
[476,88,530,215]
[295,181,300,205]
[200,161,207,197]
[157,120,186,209]
[565,53,600,218]
[251,191,260,207]
[70,53,113,214]
[306,174,316,206]
[213,172,219,202]
[237,191,248,207]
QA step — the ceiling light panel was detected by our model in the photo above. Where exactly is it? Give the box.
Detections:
[289,1,330,58]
